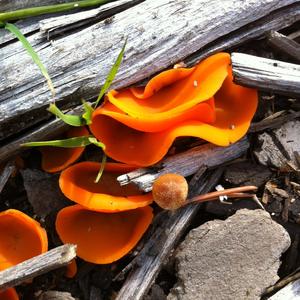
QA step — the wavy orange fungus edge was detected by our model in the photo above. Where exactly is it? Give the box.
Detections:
[59,162,153,212]
[0,209,48,271]
[40,126,90,173]
[90,52,258,166]
[0,288,19,300]
[56,204,153,264]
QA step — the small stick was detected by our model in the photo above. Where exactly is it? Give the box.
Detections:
[188,185,257,203]
[0,244,76,290]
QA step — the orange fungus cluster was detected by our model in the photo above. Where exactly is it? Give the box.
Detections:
[47,53,257,266]
[0,53,257,296]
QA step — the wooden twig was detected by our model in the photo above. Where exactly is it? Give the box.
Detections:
[250,111,300,133]
[117,138,249,192]
[267,30,300,62]
[116,169,224,300]
[231,52,300,97]
[0,244,76,290]
[0,160,15,193]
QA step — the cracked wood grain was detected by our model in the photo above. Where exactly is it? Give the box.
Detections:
[0,0,299,142]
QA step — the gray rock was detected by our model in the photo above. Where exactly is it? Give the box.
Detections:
[168,209,291,300]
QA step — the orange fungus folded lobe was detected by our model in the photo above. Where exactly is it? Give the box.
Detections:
[89,52,257,166]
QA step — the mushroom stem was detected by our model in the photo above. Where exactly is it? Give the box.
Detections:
[188,185,258,204]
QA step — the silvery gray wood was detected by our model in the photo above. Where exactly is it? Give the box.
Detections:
[117,138,249,192]
[0,244,76,290]
[0,0,298,141]
[39,0,143,38]
[185,2,300,67]
[231,52,300,97]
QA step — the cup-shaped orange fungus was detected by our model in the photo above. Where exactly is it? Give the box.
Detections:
[90,52,258,166]
[56,204,153,264]
[59,162,153,212]
[0,288,19,300]
[40,126,89,173]
[0,209,48,271]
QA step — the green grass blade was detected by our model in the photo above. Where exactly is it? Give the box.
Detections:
[88,137,106,150]
[0,0,111,22]
[82,100,94,125]
[94,153,107,183]
[48,103,84,126]
[94,38,127,108]
[21,136,95,148]
[4,22,55,97]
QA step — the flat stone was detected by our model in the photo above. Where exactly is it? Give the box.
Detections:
[168,209,291,300]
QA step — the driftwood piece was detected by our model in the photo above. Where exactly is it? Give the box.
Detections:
[231,52,300,97]
[267,30,300,62]
[116,142,248,299]
[1,0,299,141]
[0,244,76,290]
[118,138,249,192]
[268,279,300,300]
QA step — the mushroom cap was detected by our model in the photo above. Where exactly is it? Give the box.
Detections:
[0,288,19,300]
[40,126,89,173]
[0,209,48,271]
[59,162,153,212]
[56,204,153,264]
[90,53,257,166]
[152,173,188,210]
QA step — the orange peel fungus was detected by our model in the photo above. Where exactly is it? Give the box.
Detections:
[0,209,48,271]
[56,204,153,264]
[90,52,258,166]
[40,126,89,173]
[59,162,153,212]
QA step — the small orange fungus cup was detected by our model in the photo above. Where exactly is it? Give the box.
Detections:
[0,288,19,300]
[0,209,48,271]
[40,126,89,173]
[56,204,153,264]
[59,162,153,212]
[90,52,258,166]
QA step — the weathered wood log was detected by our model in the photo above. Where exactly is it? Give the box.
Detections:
[232,52,300,97]
[118,138,249,192]
[0,0,299,142]
[0,244,76,290]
